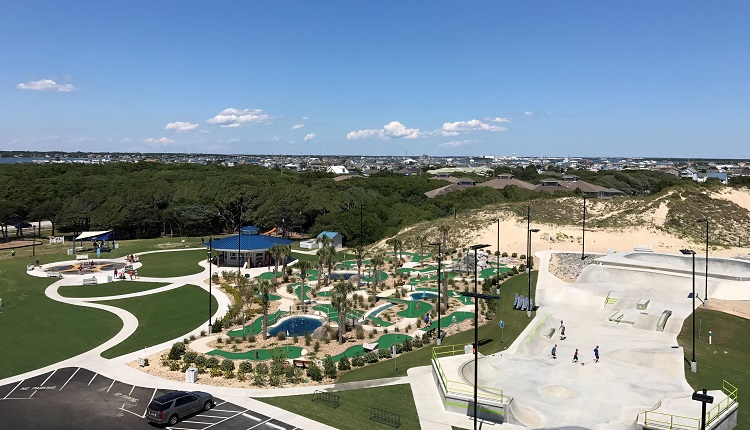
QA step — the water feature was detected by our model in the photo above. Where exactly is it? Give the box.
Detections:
[329,271,356,281]
[268,316,323,337]
[409,291,438,301]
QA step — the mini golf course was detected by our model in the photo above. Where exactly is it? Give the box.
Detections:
[228,310,288,337]
[208,345,305,360]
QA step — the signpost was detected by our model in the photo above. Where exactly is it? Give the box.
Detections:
[392,344,397,371]
[499,320,505,344]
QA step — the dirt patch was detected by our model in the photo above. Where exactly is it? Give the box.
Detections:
[704,299,750,320]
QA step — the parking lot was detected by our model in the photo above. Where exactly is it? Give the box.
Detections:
[0,367,299,430]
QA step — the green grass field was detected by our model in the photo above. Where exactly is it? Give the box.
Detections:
[136,249,206,277]
[58,281,169,298]
[0,257,122,379]
[98,284,218,358]
[337,272,538,383]
[257,384,420,430]
[677,307,748,428]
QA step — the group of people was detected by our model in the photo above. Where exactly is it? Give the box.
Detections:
[550,321,600,364]
[77,260,96,271]
[125,254,139,263]
[114,268,138,280]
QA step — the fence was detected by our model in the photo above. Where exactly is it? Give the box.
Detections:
[706,380,739,425]
[643,379,738,430]
[431,345,505,403]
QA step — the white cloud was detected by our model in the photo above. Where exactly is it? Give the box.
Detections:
[439,139,478,148]
[302,116,309,120]
[206,108,270,128]
[119,138,131,143]
[486,117,512,123]
[440,119,507,136]
[165,121,199,132]
[304,133,316,142]
[524,111,534,116]
[144,137,175,144]
[292,124,305,129]
[346,121,422,140]
[16,79,77,92]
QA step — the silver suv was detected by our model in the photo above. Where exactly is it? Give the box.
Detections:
[146,391,214,426]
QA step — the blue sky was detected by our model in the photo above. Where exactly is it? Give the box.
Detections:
[1,1,748,157]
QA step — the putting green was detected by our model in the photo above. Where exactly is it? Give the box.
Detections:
[362,271,388,283]
[292,283,313,300]
[312,304,364,322]
[480,267,513,278]
[208,345,304,360]
[228,310,287,337]
[385,298,433,318]
[257,271,284,280]
[329,333,412,362]
[421,311,474,331]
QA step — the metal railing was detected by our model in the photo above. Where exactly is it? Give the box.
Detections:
[431,345,505,403]
[706,380,739,425]
[642,379,738,430]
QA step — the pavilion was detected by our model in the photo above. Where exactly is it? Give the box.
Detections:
[206,226,293,268]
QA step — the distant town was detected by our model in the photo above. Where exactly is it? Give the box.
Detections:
[2,151,749,185]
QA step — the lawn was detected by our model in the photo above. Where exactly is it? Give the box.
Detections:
[136,249,206,277]
[256,384,420,430]
[0,256,122,379]
[677,307,749,429]
[98,284,218,358]
[58,281,169,298]
[337,272,538,383]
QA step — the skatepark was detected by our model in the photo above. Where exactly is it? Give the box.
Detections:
[431,250,741,429]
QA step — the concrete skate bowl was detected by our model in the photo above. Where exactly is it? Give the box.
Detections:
[602,252,750,281]
[606,348,685,377]
[505,399,542,427]
[44,260,127,275]
[538,384,580,400]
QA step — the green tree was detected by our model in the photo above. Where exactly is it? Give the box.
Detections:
[331,281,354,344]
[254,279,277,340]
[295,260,314,301]
[370,251,386,294]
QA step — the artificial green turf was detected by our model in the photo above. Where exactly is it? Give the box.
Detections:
[337,272,538,382]
[677,307,749,429]
[329,334,412,362]
[98,284,218,358]
[257,384,420,430]
[0,257,123,379]
[58,281,169,298]
[227,310,287,337]
[208,346,304,360]
[421,312,475,331]
[292,283,313,300]
[136,249,206,277]
[257,271,284,280]
[395,300,433,318]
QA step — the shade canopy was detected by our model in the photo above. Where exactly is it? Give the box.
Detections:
[75,230,113,241]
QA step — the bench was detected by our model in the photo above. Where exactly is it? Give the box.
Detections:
[82,276,97,285]
[75,254,89,261]
[46,271,62,278]
[312,390,340,408]
[363,342,379,352]
[370,408,401,428]
[74,246,85,252]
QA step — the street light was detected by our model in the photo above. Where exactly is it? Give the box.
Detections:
[208,237,213,333]
[496,218,501,291]
[461,243,493,430]
[680,248,697,373]
[582,195,588,260]
[696,219,709,305]
[527,206,540,317]
[430,241,443,344]
[32,224,36,257]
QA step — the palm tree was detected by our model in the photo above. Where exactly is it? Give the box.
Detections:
[438,224,450,249]
[255,279,277,340]
[316,245,330,285]
[386,237,402,274]
[324,244,336,282]
[280,244,292,275]
[370,251,385,294]
[331,281,354,344]
[415,233,427,260]
[269,244,283,278]
[353,244,365,287]
[296,259,314,301]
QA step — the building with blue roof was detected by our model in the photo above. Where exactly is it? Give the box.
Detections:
[206,226,293,268]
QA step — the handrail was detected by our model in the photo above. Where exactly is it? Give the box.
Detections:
[706,380,739,425]
[643,410,700,429]
[431,346,504,403]
[525,313,549,343]
[604,291,610,307]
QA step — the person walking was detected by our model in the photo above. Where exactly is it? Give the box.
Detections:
[551,344,557,359]
[594,345,600,363]
[572,348,579,363]
[560,323,566,340]
[11,249,15,257]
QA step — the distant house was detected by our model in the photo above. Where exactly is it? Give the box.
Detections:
[706,172,729,185]
[327,165,350,175]
[300,231,344,250]
[478,174,536,191]
[680,168,700,181]
[456,178,477,186]
[534,175,624,198]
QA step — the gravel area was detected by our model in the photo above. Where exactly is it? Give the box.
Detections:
[548,252,603,282]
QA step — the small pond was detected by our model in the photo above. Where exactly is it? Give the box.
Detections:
[268,316,323,337]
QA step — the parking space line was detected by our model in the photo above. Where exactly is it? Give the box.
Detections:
[200,414,229,418]
[29,370,57,398]
[142,388,157,418]
[213,401,226,407]
[265,423,285,430]
[183,420,215,424]
[87,373,98,386]
[166,427,196,430]
[128,385,135,395]
[3,381,23,399]
[247,419,272,430]
[106,380,115,393]
[59,368,80,391]
[118,406,143,418]
[242,412,261,421]
[203,409,249,429]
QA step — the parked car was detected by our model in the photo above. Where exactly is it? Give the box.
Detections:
[145,391,214,426]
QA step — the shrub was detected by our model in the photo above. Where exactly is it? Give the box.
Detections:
[183,338,189,345]
[183,351,197,364]
[293,334,299,343]
[304,332,312,346]
[511,252,517,258]
[519,254,526,260]
[277,332,287,341]
[365,351,379,363]
[286,367,302,384]
[502,252,508,257]
[224,370,235,379]
[255,362,269,376]
[216,337,223,344]
[248,334,256,343]
[206,357,220,368]
[142,358,149,367]
[323,356,337,379]
[169,361,180,371]
[210,367,222,378]
[168,342,186,360]
[268,374,281,386]
[189,334,196,341]
[239,360,253,373]
[412,336,422,348]
[394,326,400,332]
[338,357,351,371]
[351,355,365,367]
[237,372,246,382]
[194,355,207,367]
[270,356,286,377]
[307,362,323,382]
[355,326,365,339]
[401,338,413,352]
[200,330,206,337]
[368,331,375,339]
[220,359,235,372]
[211,320,223,332]
[383,328,389,334]
[378,348,391,359]
[313,341,320,352]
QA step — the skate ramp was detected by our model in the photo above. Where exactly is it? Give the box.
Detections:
[607,348,685,378]
[514,314,560,357]
[624,252,750,276]
[505,398,542,427]
[578,265,690,289]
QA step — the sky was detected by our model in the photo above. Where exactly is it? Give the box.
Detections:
[1,1,749,158]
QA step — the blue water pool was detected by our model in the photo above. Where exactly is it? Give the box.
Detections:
[409,291,438,301]
[329,271,356,281]
[268,316,323,337]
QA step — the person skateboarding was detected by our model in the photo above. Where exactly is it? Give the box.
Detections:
[594,345,600,363]
[572,348,579,363]
[551,344,557,359]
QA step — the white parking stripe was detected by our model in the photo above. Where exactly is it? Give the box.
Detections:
[211,409,238,412]
[3,381,24,399]
[106,380,115,393]
[59,368,80,391]
[30,369,57,398]
[200,414,228,418]
[247,419,272,430]
[128,385,135,395]
[242,412,261,421]
[213,400,226,406]
[142,388,157,418]
[266,423,285,430]
[118,407,142,418]
[87,373,98,386]
[183,420,215,424]
[203,409,249,429]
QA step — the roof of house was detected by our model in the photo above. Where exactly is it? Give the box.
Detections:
[206,234,293,251]
[534,179,623,195]
[424,184,474,199]
[478,177,536,191]
[317,231,341,239]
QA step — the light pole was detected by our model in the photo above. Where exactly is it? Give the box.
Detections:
[238,228,242,277]
[360,204,364,248]
[582,195,588,260]
[496,218,500,291]
[527,206,540,317]
[680,248,697,373]
[697,219,709,304]
[431,241,443,344]
[208,237,213,333]
[32,224,36,257]
[462,243,492,430]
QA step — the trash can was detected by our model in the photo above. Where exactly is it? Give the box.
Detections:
[464,344,473,355]
[185,367,198,383]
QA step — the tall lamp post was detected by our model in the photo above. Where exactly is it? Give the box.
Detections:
[430,241,443,344]
[496,218,501,292]
[459,243,494,430]
[208,237,213,333]
[32,224,36,257]
[526,207,540,317]
[680,248,697,373]
[696,219,709,304]
[582,195,588,260]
